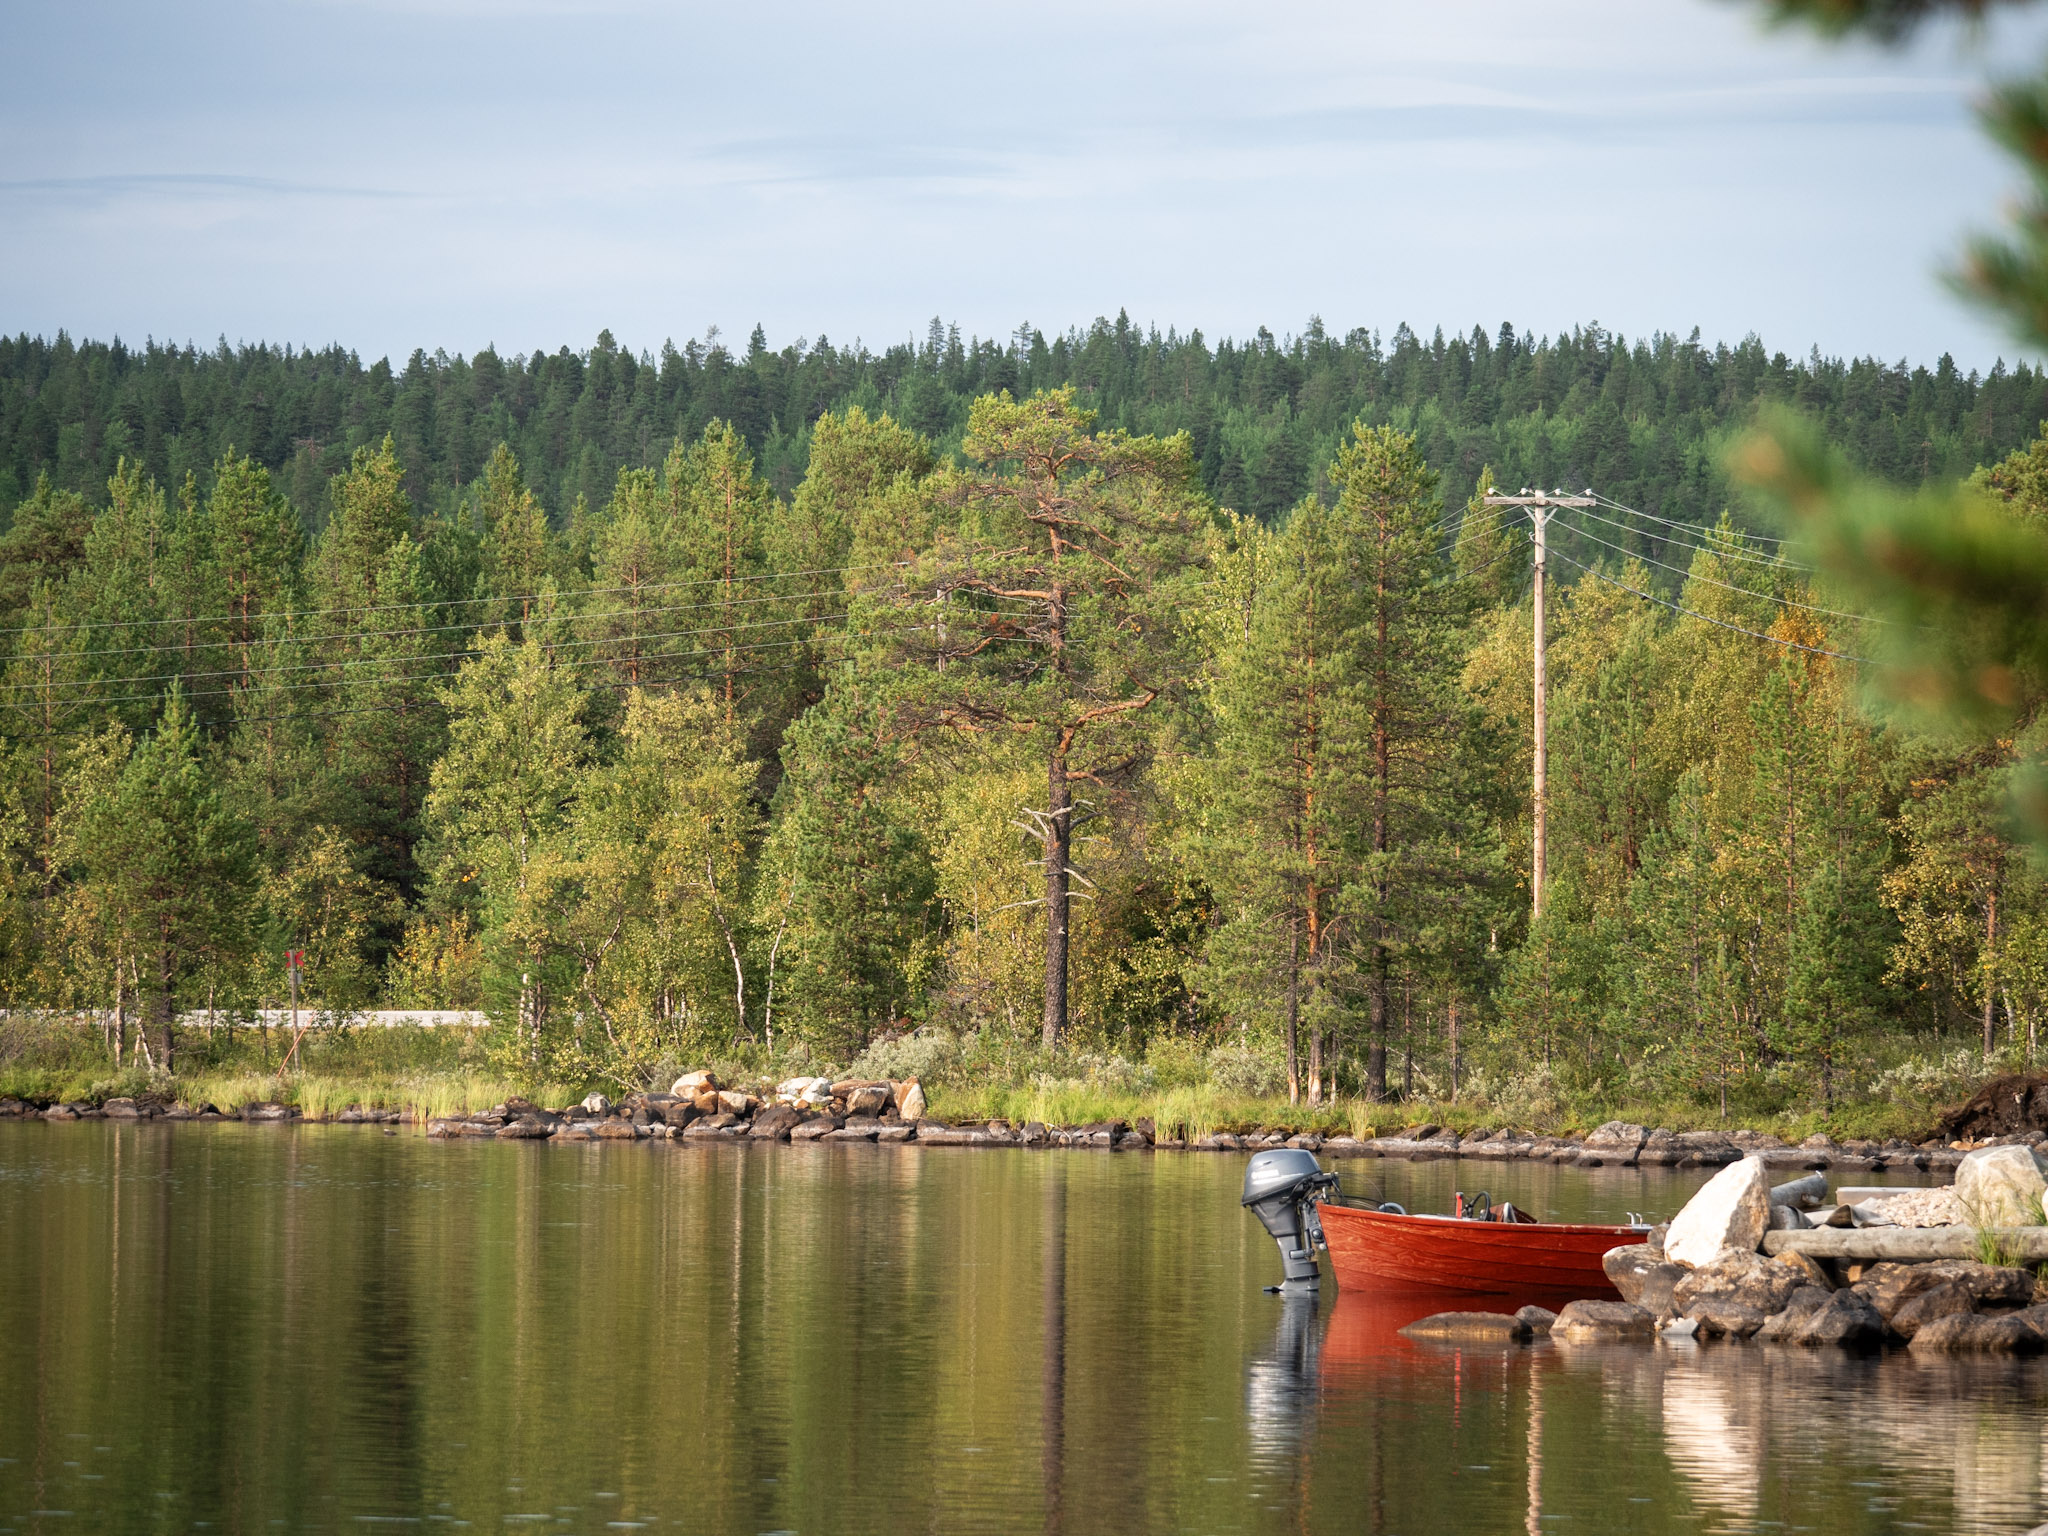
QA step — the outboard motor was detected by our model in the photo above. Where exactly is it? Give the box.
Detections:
[1241,1148,1338,1292]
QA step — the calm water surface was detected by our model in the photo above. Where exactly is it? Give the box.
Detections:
[0,1126,2039,1536]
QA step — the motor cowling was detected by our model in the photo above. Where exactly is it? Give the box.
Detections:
[1241,1149,1338,1292]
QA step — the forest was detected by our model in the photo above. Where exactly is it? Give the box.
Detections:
[0,316,2043,1132]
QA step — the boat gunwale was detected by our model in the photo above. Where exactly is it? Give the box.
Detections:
[1316,1200,1648,1239]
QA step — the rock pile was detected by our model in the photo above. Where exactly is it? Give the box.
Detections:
[1403,1145,2048,1356]
[409,1071,1162,1149]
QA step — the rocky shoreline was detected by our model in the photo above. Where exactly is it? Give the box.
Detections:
[0,1088,1995,1174]
[1403,1148,2048,1357]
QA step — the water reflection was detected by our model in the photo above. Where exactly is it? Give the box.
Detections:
[1244,1295,1320,1467]
[5,1129,2048,1536]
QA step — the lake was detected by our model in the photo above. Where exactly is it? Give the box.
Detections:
[2,1125,2043,1535]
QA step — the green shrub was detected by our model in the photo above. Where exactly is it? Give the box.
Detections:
[1206,1043,1282,1098]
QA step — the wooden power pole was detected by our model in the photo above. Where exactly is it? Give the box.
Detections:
[1480,488,1595,922]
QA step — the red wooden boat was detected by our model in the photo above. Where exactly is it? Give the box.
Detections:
[1315,1198,1641,1303]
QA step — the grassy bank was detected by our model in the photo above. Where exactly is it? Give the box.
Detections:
[0,1014,1998,1143]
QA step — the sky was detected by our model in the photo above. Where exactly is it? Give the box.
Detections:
[3,0,2046,371]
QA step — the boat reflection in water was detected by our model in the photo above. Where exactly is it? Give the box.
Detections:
[1243,1283,2048,1536]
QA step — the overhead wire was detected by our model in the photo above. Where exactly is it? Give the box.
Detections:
[0,559,918,642]
[6,582,893,666]
[1549,512,1886,626]
[0,599,1059,713]
[1569,500,1811,573]
[1589,491,1797,555]
[1546,548,1872,664]
[0,595,1043,694]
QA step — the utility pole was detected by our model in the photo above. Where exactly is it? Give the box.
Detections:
[1480,488,1595,923]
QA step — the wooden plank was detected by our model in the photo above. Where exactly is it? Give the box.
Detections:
[1762,1228,2048,1261]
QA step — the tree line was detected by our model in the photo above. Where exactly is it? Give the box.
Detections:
[0,352,2043,1112]
[5,315,2043,544]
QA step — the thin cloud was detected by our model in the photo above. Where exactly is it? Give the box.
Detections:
[0,173,413,202]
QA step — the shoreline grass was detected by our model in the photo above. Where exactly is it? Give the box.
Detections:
[0,1014,1982,1142]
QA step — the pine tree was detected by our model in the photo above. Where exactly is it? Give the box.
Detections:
[1333,424,1484,1099]
[873,388,1200,1050]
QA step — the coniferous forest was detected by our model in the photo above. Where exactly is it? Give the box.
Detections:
[2,315,2046,1129]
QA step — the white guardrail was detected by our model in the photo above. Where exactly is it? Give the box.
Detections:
[178,1009,491,1029]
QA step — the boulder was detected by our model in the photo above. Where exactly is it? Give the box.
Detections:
[750,1104,802,1141]
[1685,1298,1772,1339]
[826,1117,881,1141]
[844,1085,890,1117]
[891,1078,921,1113]
[898,1083,927,1122]
[595,1119,640,1139]
[684,1113,740,1138]
[916,1122,986,1146]
[1888,1279,1976,1340]
[1551,1300,1655,1343]
[1664,1155,1772,1267]
[244,1102,294,1122]
[580,1091,612,1116]
[715,1089,755,1116]
[1954,1143,2048,1228]
[1672,1133,1742,1168]
[1672,1250,1804,1319]
[1857,1259,2034,1320]
[1755,1286,1833,1341]
[1602,1245,1684,1311]
[789,1116,842,1141]
[1909,1311,2047,1355]
[876,1123,914,1142]
[1018,1121,1048,1145]
[671,1070,718,1095]
[1785,1287,1885,1347]
[1514,1305,1557,1337]
[102,1097,140,1118]
[1399,1311,1534,1344]
[659,1100,699,1129]
[551,1122,596,1140]
[1578,1121,1647,1166]
[498,1117,554,1139]
[1771,1250,1833,1289]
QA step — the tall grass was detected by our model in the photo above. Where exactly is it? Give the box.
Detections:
[176,1069,575,1119]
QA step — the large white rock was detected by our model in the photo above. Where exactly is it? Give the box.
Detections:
[1664,1155,1772,1268]
[1954,1143,2048,1228]
[898,1082,927,1122]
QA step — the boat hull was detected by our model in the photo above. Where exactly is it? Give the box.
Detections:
[1316,1200,1634,1302]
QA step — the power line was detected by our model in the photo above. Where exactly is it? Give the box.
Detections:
[1547,548,1871,664]
[0,560,914,642]
[1589,492,1798,557]
[1569,499,1810,573]
[0,613,1036,713]
[3,580,900,666]
[0,595,1042,694]
[1551,512,1886,626]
